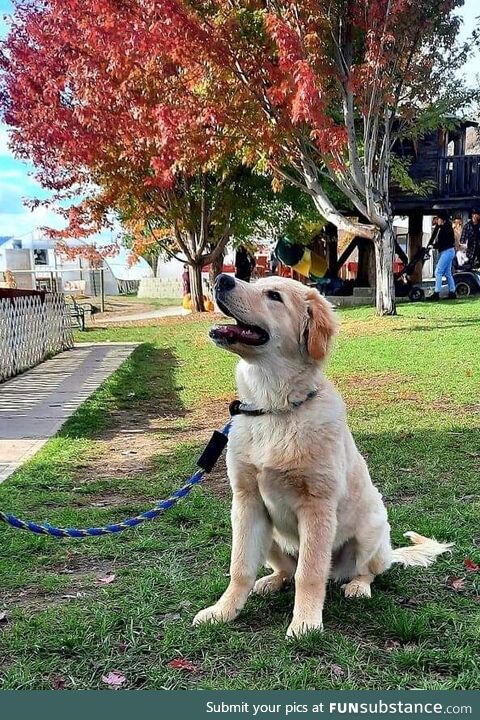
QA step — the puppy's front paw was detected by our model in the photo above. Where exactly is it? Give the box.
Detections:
[192,604,235,626]
[286,617,323,639]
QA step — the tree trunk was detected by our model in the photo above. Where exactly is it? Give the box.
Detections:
[189,263,205,312]
[209,250,224,289]
[374,225,396,316]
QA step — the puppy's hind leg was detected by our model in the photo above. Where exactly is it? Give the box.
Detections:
[342,524,392,600]
[253,539,296,595]
[342,573,374,599]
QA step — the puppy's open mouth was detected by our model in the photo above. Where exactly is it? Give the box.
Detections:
[209,298,269,347]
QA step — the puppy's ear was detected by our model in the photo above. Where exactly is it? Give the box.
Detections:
[304,290,338,361]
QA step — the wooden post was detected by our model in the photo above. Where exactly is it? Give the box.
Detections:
[100,268,105,313]
[326,239,338,276]
[408,211,424,283]
[357,239,376,287]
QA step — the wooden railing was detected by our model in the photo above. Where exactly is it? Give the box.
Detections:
[439,155,480,198]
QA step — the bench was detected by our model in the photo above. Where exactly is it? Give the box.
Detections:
[66,296,95,331]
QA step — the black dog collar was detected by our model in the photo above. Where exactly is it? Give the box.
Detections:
[229,389,318,417]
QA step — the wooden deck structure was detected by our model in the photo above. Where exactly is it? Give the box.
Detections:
[326,119,480,286]
[391,120,480,213]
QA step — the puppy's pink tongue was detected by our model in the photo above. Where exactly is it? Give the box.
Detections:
[210,324,265,345]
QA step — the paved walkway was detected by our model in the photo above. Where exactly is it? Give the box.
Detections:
[98,306,190,323]
[0,343,138,484]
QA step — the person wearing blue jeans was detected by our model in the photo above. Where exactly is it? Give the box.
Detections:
[427,213,456,301]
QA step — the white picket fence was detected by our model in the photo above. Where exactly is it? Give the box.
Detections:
[0,293,74,383]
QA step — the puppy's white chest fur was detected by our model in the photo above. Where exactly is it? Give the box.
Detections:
[257,467,301,550]
[226,404,347,553]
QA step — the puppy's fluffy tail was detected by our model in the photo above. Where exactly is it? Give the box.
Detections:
[391,531,453,568]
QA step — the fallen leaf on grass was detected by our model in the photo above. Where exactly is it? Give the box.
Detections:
[447,576,466,591]
[62,592,86,600]
[398,596,421,608]
[384,639,401,651]
[169,658,198,672]
[97,573,116,585]
[464,558,479,573]
[330,664,345,677]
[52,676,66,690]
[159,612,181,623]
[102,671,126,688]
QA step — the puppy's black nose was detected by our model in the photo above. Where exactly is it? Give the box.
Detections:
[215,273,236,293]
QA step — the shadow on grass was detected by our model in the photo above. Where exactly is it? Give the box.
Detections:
[59,343,186,440]
[393,316,480,332]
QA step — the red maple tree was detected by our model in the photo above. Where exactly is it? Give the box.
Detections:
[0,0,239,310]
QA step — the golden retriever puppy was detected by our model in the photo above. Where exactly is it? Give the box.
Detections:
[193,274,451,637]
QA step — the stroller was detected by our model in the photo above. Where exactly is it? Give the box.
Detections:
[452,254,480,297]
[394,246,430,301]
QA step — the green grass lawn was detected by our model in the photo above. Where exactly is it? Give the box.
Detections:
[0,299,479,690]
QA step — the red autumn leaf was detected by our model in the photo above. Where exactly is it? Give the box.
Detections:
[101,671,126,688]
[447,576,466,591]
[52,676,66,690]
[97,573,116,585]
[169,658,198,672]
[464,558,480,573]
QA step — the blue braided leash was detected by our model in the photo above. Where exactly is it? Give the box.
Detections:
[0,421,231,539]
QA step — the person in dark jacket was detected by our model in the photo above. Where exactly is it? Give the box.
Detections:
[235,246,256,282]
[182,264,191,296]
[460,208,480,267]
[427,212,456,301]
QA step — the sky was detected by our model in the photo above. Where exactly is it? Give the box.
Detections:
[0,0,479,241]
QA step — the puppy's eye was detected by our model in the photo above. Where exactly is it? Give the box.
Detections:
[266,290,283,303]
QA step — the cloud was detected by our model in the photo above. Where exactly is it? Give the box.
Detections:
[0,203,66,237]
[0,181,26,214]
[0,126,14,157]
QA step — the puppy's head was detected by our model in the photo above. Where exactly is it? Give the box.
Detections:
[210,274,338,363]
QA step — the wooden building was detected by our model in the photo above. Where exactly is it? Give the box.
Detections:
[391,119,480,281]
[327,119,480,286]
